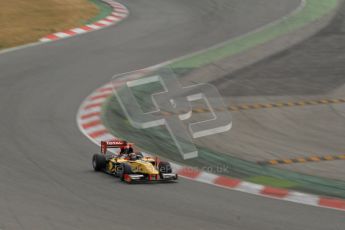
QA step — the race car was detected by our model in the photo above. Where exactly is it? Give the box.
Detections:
[92,140,178,183]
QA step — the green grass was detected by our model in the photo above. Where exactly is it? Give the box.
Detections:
[247,176,299,188]
[86,0,113,24]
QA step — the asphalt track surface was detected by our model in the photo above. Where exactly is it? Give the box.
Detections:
[0,0,344,229]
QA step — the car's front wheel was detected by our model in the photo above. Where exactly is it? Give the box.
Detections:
[118,163,133,182]
[158,161,172,179]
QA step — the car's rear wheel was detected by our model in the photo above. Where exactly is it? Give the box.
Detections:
[92,154,106,172]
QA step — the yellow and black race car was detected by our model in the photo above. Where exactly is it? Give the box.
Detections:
[92,140,178,183]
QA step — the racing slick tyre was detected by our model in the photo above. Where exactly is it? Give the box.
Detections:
[92,154,106,172]
[158,161,172,179]
[118,163,133,182]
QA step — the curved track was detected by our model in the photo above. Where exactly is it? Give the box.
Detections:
[0,0,344,229]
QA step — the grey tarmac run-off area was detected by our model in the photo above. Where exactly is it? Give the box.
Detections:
[0,0,344,230]
[187,1,345,182]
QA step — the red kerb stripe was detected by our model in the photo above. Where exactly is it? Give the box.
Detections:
[177,168,201,179]
[82,120,102,129]
[79,26,93,31]
[63,30,77,36]
[97,87,113,93]
[214,176,241,188]
[103,18,114,23]
[81,112,101,120]
[94,22,107,27]
[89,129,108,138]
[319,198,345,210]
[90,93,111,101]
[44,34,59,40]
[84,103,103,110]
[111,14,124,20]
[260,187,289,198]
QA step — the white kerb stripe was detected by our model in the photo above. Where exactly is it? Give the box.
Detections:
[106,16,119,21]
[94,133,116,142]
[112,12,127,17]
[80,115,102,124]
[110,3,123,7]
[80,106,102,114]
[87,24,101,30]
[70,28,87,34]
[115,9,128,13]
[55,32,70,38]
[195,172,219,184]
[97,20,112,25]
[170,163,183,172]
[84,97,107,105]
[87,91,112,100]
[235,182,264,194]
[284,192,319,206]
[83,124,106,133]
[40,38,51,42]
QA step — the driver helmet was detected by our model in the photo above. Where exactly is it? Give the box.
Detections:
[129,152,137,161]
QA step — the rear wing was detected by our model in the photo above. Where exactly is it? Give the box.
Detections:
[101,140,127,154]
